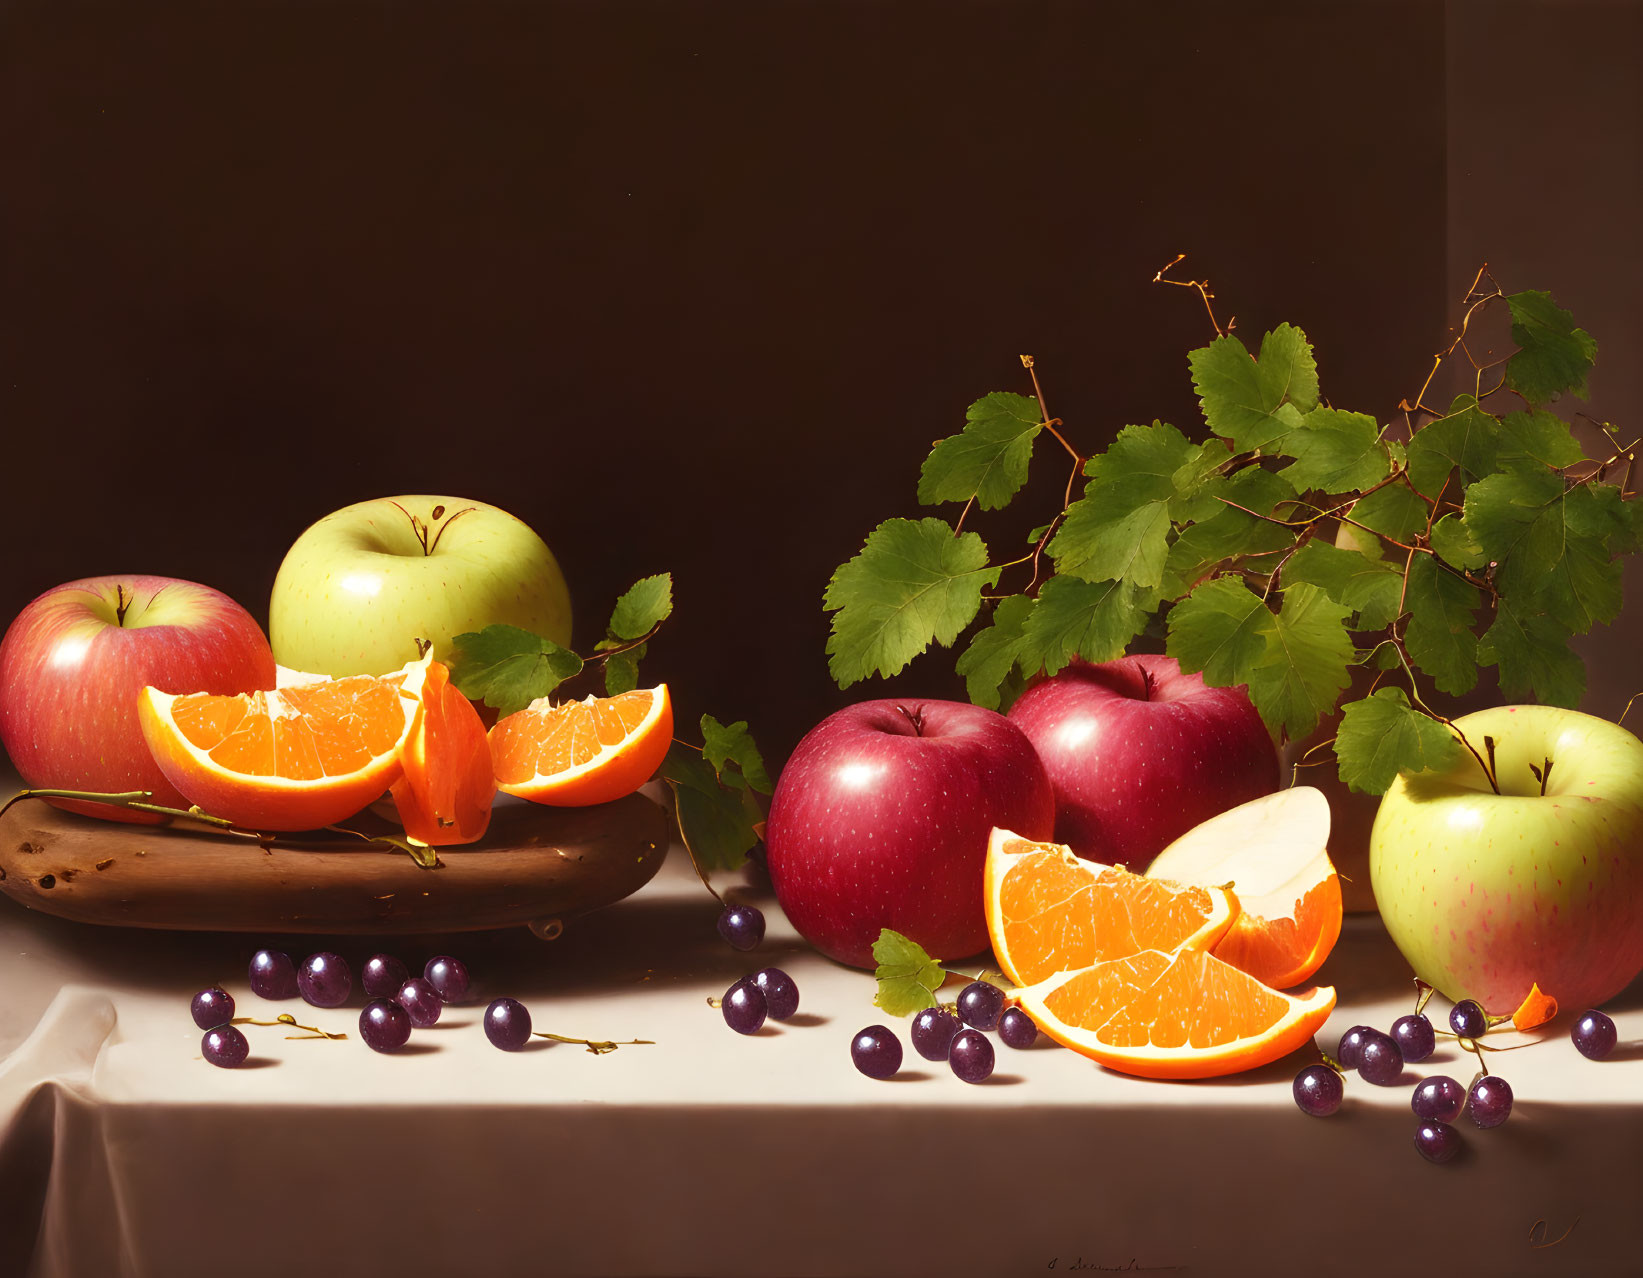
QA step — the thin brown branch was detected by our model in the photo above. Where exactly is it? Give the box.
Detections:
[1152,254,1226,338]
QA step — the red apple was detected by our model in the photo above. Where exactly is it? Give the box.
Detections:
[765,698,1054,969]
[0,576,277,822]
[1006,653,1279,871]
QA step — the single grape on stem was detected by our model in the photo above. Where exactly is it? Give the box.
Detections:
[1572,1009,1617,1060]
[1450,1000,1488,1040]
[911,1007,962,1061]
[851,1025,902,1079]
[722,979,767,1035]
[425,956,470,1004]
[1412,1076,1466,1123]
[191,987,235,1030]
[248,949,299,1000]
[750,968,799,1021]
[395,977,443,1028]
[1468,1075,1513,1129]
[1357,1030,1405,1086]
[1415,1120,1461,1164]
[484,997,533,1050]
[1292,1063,1344,1117]
[360,999,413,1053]
[362,954,410,999]
[1336,1025,1371,1070]
[950,1028,995,1083]
[202,1025,250,1069]
[998,1007,1038,1050]
[1390,1013,1435,1064]
[957,981,1004,1032]
[298,953,352,1008]
[717,905,765,952]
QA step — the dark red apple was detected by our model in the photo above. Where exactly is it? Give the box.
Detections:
[0,575,277,822]
[1006,653,1278,871]
[765,699,1054,969]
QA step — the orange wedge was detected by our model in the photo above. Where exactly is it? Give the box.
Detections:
[137,655,430,831]
[390,660,496,846]
[984,829,1238,987]
[488,684,672,806]
[1145,787,1343,989]
[1014,947,1336,1079]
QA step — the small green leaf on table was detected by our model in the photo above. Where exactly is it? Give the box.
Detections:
[872,928,945,1016]
[918,392,1044,511]
[449,625,584,718]
[1334,687,1462,795]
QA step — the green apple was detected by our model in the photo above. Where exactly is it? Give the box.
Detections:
[1370,704,1643,1013]
[270,496,571,677]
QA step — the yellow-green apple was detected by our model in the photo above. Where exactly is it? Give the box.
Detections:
[269,496,572,677]
[0,576,276,822]
[1006,653,1279,871]
[1371,705,1643,1013]
[765,699,1054,968]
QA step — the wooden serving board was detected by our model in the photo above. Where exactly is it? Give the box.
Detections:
[0,791,670,935]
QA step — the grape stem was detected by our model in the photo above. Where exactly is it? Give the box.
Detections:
[530,1030,655,1055]
[230,1013,346,1041]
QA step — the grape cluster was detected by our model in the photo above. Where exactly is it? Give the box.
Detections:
[852,981,1036,1084]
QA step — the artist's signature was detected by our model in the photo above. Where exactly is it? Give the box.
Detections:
[1529,1217,1579,1249]
[1044,1262,1180,1273]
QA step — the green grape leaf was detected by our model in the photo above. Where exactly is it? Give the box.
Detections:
[872,928,945,1016]
[603,643,645,695]
[1164,439,1239,523]
[449,624,584,718]
[607,573,674,641]
[917,392,1044,510]
[955,594,1035,710]
[1188,325,1319,452]
[1429,515,1487,571]
[700,714,772,795]
[1163,468,1296,594]
[1245,583,1354,742]
[1477,599,1586,708]
[824,518,997,687]
[1026,523,1052,545]
[1333,688,1462,795]
[659,743,760,873]
[1351,483,1428,542]
[1405,395,1499,498]
[1017,576,1158,677]
[1166,576,1273,689]
[1277,408,1392,494]
[1282,541,1403,632]
[1464,469,1627,631]
[1496,408,1586,471]
[1504,290,1597,406]
[1048,422,1206,587]
[1402,557,1480,695]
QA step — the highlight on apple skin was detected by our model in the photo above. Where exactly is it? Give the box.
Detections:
[269,495,572,679]
[0,575,277,823]
[1370,704,1643,1015]
[1006,653,1280,872]
[765,698,1055,969]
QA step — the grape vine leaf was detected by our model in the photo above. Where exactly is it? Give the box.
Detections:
[1496,409,1586,471]
[1402,556,1480,695]
[955,594,1035,710]
[1244,583,1355,741]
[1351,483,1428,542]
[1282,541,1403,632]
[1333,688,1462,795]
[607,573,674,641]
[1048,421,1211,587]
[1166,576,1273,689]
[917,392,1044,511]
[659,744,761,873]
[1016,576,1158,677]
[1277,408,1391,494]
[1405,395,1499,498]
[825,517,997,687]
[1477,598,1586,708]
[700,714,772,795]
[602,643,645,695]
[1428,514,1487,571]
[1188,325,1319,452]
[1162,468,1296,594]
[449,624,584,717]
[872,928,944,1016]
[1505,290,1597,406]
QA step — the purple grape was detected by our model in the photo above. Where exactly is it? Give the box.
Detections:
[1450,999,1488,1039]
[998,1007,1038,1050]
[484,997,532,1050]
[1292,1064,1344,1117]
[395,977,443,1028]
[717,905,765,952]
[360,999,412,1053]
[191,986,235,1030]
[297,952,352,1008]
[202,1025,249,1069]
[424,956,470,1003]
[1336,1025,1371,1069]
[1572,1009,1617,1060]
[1468,1075,1513,1128]
[851,1025,902,1079]
[1415,1120,1461,1164]
[950,1028,995,1083]
[911,1007,962,1061]
[957,981,1004,1031]
[1357,1030,1405,1086]
[248,949,298,1000]
[1391,1013,1435,1064]
[722,979,767,1035]
[1412,1075,1466,1123]
[750,968,799,1021]
[361,954,410,999]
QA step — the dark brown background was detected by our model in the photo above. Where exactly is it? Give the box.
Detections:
[1,0,1637,770]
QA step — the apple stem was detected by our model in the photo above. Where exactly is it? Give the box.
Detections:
[529,1030,655,1055]
[1619,692,1642,730]
[425,506,478,556]
[1483,735,1500,792]
[893,704,926,737]
[1537,756,1553,796]
[1413,979,1436,1017]
[114,584,131,627]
